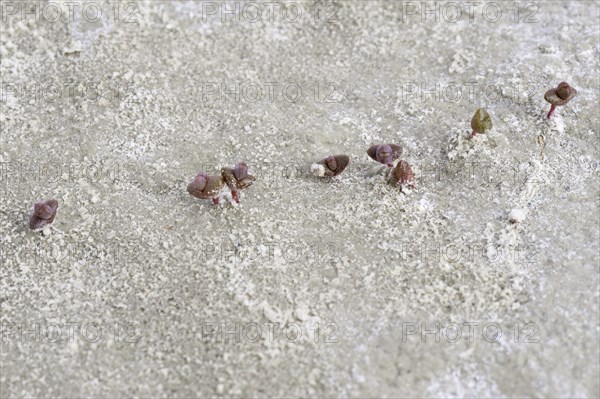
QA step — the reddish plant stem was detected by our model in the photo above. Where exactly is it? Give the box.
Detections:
[470,130,476,138]
[547,104,557,119]
[212,197,219,205]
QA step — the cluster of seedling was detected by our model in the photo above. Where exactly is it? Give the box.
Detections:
[187,162,256,205]
[311,143,415,191]
[28,82,578,230]
[367,144,415,190]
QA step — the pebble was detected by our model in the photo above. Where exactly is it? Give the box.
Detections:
[294,305,310,321]
[310,163,326,177]
[508,208,527,223]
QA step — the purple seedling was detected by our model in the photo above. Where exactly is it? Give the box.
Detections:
[544,81,577,119]
[221,162,256,204]
[388,160,415,191]
[470,108,492,138]
[29,199,58,230]
[367,144,402,167]
[187,173,225,205]
[312,155,350,177]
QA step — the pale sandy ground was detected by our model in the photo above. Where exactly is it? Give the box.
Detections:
[1,0,599,397]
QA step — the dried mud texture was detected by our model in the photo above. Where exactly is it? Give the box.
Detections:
[1,1,599,397]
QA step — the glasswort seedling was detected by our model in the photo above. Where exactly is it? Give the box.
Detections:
[187,173,225,205]
[221,162,256,203]
[470,108,493,138]
[311,155,350,177]
[544,82,577,119]
[29,199,58,230]
[367,144,402,167]
[388,160,415,191]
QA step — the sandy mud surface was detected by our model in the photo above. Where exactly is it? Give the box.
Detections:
[1,0,599,397]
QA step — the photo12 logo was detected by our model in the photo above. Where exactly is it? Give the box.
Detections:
[1,321,141,344]
[197,1,339,24]
[197,81,344,104]
[397,240,539,265]
[418,160,550,187]
[200,321,339,344]
[198,241,339,265]
[398,2,540,24]
[1,81,142,106]
[0,160,143,186]
[397,81,540,105]
[401,321,540,344]
[1,1,140,24]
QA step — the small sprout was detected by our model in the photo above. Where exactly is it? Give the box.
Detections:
[544,81,577,119]
[388,160,415,191]
[537,134,546,159]
[312,155,349,177]
[221,162,256,203]
[367,144,402,167]
[29,199,58,230]
[187,173,225,205]
[470,108,492,138]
